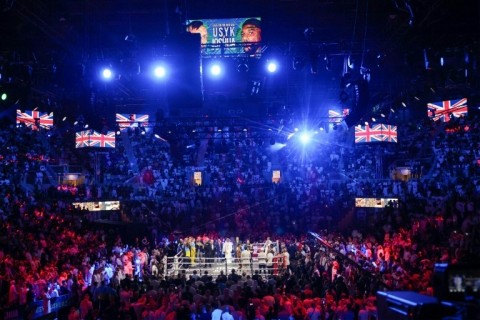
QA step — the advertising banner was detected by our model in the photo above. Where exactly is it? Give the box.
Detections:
[3,294,75,320]
[72,200,120,211]
[355,198,398,208]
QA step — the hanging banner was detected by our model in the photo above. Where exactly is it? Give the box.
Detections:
[355,198,398,208]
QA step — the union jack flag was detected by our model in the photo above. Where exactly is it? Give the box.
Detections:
[381,124,398,143]
[16,109,54,130]
[116,113,149,130]
[328,110,343,123]
[427,98,467,122]
[328,109,350,123]
[89,131,116,148]
[355,124,384,143]
[75,130,91,148]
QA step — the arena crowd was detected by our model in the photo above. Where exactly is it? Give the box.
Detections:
[0,112,479,319]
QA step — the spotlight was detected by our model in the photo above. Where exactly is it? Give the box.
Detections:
[266,61,278,73]
[102,68,113,80]
[211,65,221,75]
[1,93,6,101]
[299,132,312,145]
[209,63,222,76]
[154,66,166,78]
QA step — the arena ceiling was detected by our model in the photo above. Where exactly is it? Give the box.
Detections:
[0,0,478,123]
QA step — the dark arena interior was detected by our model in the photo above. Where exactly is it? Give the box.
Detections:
[0,1,480,319]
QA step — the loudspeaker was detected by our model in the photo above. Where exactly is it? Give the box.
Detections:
[376,291,455,320]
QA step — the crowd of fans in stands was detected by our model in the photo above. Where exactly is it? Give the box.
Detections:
[0,113,479,319]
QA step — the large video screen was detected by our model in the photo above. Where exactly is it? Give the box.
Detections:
[186,17,262,57]
[427,98,467,122]
[116,113,149,131]
[328,109,350,123]
[355,124,397,143]
[16,109,54,130]
[75,130,116,149]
